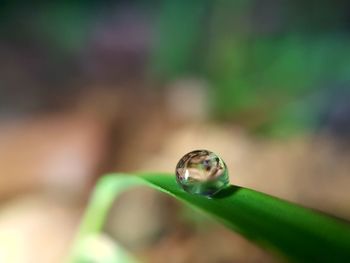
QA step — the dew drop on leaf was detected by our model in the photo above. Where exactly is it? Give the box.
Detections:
[175,150,229,197]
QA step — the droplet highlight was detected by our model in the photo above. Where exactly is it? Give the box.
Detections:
[175,150,229,197]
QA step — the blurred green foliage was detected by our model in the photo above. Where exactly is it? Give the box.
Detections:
[153,0,350,136]
[1,1,349,136]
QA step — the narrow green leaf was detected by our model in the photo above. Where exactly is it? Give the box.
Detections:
[69,173,350,263]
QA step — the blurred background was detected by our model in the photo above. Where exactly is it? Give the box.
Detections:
[0,1,350,262]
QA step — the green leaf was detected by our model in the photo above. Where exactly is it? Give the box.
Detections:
[69,173,350,263]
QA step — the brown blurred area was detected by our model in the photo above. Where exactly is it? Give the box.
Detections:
[1,1,350,263]
[0,91,349,262]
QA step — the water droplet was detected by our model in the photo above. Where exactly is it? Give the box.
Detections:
[175,150,229,197]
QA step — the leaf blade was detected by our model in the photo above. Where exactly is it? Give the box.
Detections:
[69,172,350,263]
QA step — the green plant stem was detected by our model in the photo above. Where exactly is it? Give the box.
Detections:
[69,173,350,263]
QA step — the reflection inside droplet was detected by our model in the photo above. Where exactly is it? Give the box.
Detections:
[175,150,229,197]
